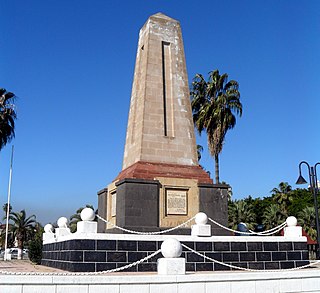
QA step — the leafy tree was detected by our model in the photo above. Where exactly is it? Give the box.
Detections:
[191,70,242,183]
[262,203,286,231]
[69,204,96,233]
[197,144,203,162]
[287,188,313,217]
[9,210,37,259]
[28,224,43,264]
[271,182,293,216]
[298,206,317,240]
[0,88,17,151]
[228,199,256,230]
[2,203,12,220]
[244,195,273,225]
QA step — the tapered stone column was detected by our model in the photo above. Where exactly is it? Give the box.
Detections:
[98,13,228,235]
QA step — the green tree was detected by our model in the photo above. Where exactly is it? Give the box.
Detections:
[191,70,242,183]
[271,182,293,217]
[69,204,96,233]
[298,206,317,240]
[228,199,256,230]
[28,223,43,264]
[2,203,12,220]
[288,188,313,217]
[197,144,203,162]
[262,203,286,231]
[0,88,17,150]
[9,210,37,259]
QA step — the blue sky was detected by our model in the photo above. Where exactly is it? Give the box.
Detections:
[1,1,319,225]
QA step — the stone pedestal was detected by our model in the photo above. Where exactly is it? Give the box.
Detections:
[77,221,97,234]
[284,226,303,238]
[191,224,211,237]
[55,227,71,238]
[157,258,185,275]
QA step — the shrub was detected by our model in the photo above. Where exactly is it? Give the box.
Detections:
[28,236,42,264]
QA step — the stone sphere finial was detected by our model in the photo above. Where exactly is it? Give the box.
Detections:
[57,217,68,228]
[286,216,298,227]
[44,224,54,233]
[80,207,95,221]
[161,238,182,258]
[195,212,208,225]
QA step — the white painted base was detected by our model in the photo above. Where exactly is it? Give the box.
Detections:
[43,233,55,242]
[157,258,185,275]
[76,221,98,233]
[284,226,302,237]
[55,227,71,238]
[1,268,320,293]
[191,224,211,236]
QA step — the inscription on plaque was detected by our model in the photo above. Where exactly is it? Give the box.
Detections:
[111,192,117,217]
[166,189,187,215]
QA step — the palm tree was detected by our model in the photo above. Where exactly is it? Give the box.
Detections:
[2,203,12,220]
[0,88,17,151]
[9,210,36,259]
[298,206,317,240]
[228,200,256,230]
[190,70,242,183]
[271,182,293,216]
[262,203,286,231]
[197,144,203,162]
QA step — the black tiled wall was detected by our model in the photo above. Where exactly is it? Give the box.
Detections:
[42,240,309,272]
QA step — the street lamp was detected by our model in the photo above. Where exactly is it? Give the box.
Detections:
[296,161,320,259]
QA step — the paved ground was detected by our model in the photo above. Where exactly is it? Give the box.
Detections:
[0,259,64,273]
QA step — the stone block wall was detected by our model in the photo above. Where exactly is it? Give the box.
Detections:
[42,239,309,272]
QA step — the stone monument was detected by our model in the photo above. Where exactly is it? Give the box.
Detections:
[98,13,229,235]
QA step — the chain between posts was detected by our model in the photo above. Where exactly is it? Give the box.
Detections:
[181,244,320,272]
[96,215,195,235]
[207,217,287,236]
[97,214,287,236]
[0,249,161,276]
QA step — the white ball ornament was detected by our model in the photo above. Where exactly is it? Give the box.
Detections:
[286,216,297,227]
[161,238,182,258]
[44,224,53,233]
[57,217,68,228]
[195,212,208,225]
[80,208,95,221]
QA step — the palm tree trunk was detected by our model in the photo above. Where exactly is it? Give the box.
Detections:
[215,154,220,184]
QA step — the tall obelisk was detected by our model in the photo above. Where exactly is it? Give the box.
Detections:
[98,13,228,234]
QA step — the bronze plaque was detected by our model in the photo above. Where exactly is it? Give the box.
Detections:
[166,189,187,215]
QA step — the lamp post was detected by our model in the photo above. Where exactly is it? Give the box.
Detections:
[296,161,320,259]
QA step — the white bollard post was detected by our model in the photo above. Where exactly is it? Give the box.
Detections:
[43,224,55,242]
[76,208,97,233]
[284,216,302,237]
[157,238,185,275]
[191,212,211,236]
[55,217,71,238]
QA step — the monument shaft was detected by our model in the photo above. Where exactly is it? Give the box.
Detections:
[123,13,197,169]
[98,13,228,235]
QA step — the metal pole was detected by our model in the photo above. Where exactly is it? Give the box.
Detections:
[4,145,14,261]
[312,165,320,259]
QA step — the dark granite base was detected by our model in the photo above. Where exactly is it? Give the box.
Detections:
[42,239,309,272]
[97,178,229,235]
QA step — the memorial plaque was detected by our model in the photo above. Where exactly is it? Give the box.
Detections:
[111,192,116,217]
[166,189,187,215]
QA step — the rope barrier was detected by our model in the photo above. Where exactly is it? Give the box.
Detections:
[0,249,161,276]
[96,213,286,236]
[181,244,320,272]
[96,214,195,235]
[207,217,287,236]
